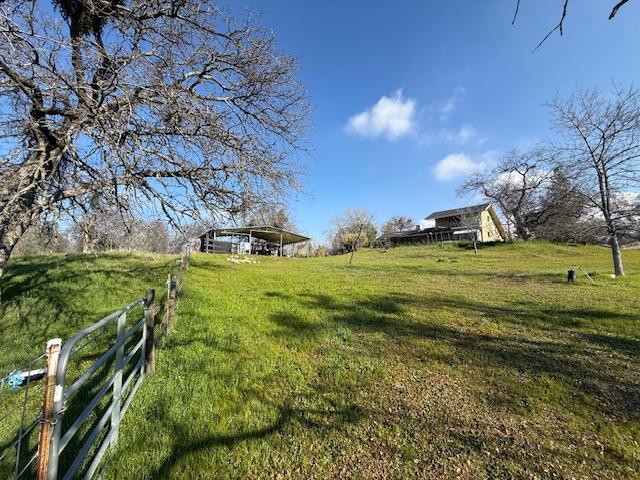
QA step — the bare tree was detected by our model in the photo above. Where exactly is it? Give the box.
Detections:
[245,205,296,231]
[13,219,69,256]
[168,221,209,254]
[550,86,640,276]
[327,208,376,264]
[512,0,634,51]
[532,168,589,243]
[140,219,168,253]
[456,208,482,255]
[0,0,309,276]
[381,215,414,235]
[615,193,640,243]
[458,149,554,240]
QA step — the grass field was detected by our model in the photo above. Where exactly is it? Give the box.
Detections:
[0,252,175,372]
[93,242,640,479]
[0,252,175,477]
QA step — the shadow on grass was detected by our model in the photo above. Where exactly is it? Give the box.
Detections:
[454,240,506,251]
[345,262,575,284]
[143,390,364,479]
[100,274,640,478]
[0,254,173,367]
[581,332,640,358]
[2,254,171,308]
[268,291,640,420]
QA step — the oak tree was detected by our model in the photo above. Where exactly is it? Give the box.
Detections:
[0,0,309,276]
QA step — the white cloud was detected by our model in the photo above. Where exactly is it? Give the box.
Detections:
[439,98,456,115]
[345,90,416,140]
[616,191,639,204]
[494,167,551,189]
[437,86,466,120]
[420,124,485,146]
[433,152,494,181]
[455,125,483,144]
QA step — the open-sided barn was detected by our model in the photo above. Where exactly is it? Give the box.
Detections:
[199,226,310,256]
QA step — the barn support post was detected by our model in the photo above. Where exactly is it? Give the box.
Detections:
[249,230,252,255]
[279,233,283,257]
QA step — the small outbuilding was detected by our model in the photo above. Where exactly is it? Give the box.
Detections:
[199,226,310,256]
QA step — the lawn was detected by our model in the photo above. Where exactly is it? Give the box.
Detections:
[0,252,175,477]
[100,242,640,479]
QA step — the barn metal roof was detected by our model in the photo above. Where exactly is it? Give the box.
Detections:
[199,226,310,245]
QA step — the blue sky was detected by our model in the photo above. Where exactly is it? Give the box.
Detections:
[235,1,640,242]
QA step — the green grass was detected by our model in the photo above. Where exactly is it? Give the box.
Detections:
[0,252,175,372]
[96,242,640,479]
[0,252,175,477]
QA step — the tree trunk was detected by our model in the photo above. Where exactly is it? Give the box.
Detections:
[0,221,29,278]
[610,234,625,277]
[0,247,10,278]
[82,219,94,253]
[0,144,63,277]
[513,214,530,240]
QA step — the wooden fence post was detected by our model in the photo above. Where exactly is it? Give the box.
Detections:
[168,274,177,332]
[171,273,177,295]
[36,338,61,480]
[144,289,156,374]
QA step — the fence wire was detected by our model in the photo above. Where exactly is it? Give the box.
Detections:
[0,352,48,479]
[0,254,189,480]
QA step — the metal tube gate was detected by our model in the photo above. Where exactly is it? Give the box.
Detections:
[45,295,152,479]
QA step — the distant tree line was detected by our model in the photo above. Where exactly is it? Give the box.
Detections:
[13,213,197,257]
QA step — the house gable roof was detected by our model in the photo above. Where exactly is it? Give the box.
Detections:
[424,203,490,220]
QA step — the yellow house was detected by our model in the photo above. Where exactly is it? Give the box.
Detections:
[423,203,508,242]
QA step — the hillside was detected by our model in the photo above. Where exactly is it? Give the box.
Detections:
[99,242,640,479]
[0,252,177,478]
[0,253,175,374]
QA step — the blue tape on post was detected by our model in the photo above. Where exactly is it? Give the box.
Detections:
[1,371,26,392]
